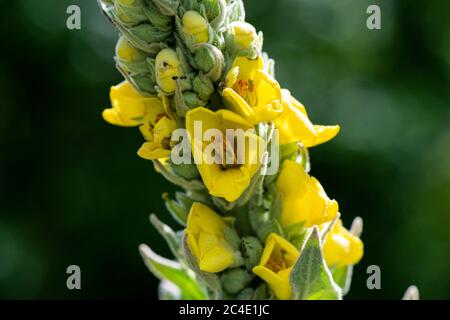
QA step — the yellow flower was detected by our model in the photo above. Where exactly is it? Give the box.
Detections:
[137,96,176,160]
[223,56,283,124]
[252,233,299,300]
[276,160,338,227]
[155,48,183,93]
[102,81,160,127]
[230,21,258,49]
[274,89,340,147]
[182,10,209,44]
[185,107,263,202]
[323,219,364,268]
[186,202,235,273]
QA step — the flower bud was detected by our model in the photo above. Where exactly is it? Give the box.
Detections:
[168,159,201,181]
[186,203,237,273]
[193,44,224,81]
[128,72,157,94]
[114,0,148,26]
[323,219,364,268]
[241,236,263,271]
[182,11,209,44]
[193,74,214,101]
[220,268,254,295]
[230,21,258,50]
[202,0,222,21]
[115,36,149,74]
[152,0,179,16]
[143,0,173,31]
[128,23,172,44]
[182,91,207,109]
[155,48,183,93]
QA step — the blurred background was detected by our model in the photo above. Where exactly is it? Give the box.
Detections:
[0,0,449,299]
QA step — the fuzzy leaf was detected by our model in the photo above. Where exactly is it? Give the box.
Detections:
[150,214,184,261]
[139,244,207,300]
[290,227,342,300]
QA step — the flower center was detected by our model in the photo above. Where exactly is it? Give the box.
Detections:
[235,79,257,107]
[211,134,241,170]
[266,248,289,273]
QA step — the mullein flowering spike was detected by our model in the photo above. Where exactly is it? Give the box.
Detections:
[95,0,419,301]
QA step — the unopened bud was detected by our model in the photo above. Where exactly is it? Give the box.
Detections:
[193,74,214,100]
[220,268,254,295]
[115,36,149,74]
[182,11,209,44]
[114,0,147,26]
[182,91,207,108]
[155,48,183,93]
[152,0,179,16]
[143,0,173,31]
[128,23,172,44]
[241,236,263,271]
[230,21,258,49]
[193,44,224,82]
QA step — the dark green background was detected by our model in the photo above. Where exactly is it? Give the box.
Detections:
[1,0,449,299]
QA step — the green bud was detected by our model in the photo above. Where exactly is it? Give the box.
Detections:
[114,0,148,26]
[207,0,227,29]
[220,268,254,295]
[168,158,200,180]
[241,236,263,271]
[183,91,207,108]
[202,0,221,21]
[128,72,157,94]
[257,219,283,243]
[193,73,214,100]
[193,44,224,82]
[152,0,179,16]
[143,0,173,31]
[128,23,172,44]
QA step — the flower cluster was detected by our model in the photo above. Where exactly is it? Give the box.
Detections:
[99,0,363,300]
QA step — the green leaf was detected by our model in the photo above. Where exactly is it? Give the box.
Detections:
[182,234,224,300]
[149,214,184,261]
[139,244,207,300]
[290,227,342,300]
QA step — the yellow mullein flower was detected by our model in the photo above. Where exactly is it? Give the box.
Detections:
[252,233,299,300]
[223,56,283,124]
[276,160,338,227]
[102,81,160,127]
[185,107,263,202]
[155,48,183,93]
[186,202,235,273]
[230,21,258,49]
[275,89,340,147]
[137,97,176,160]
[182,10,209,44]
[323,219,364,268]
